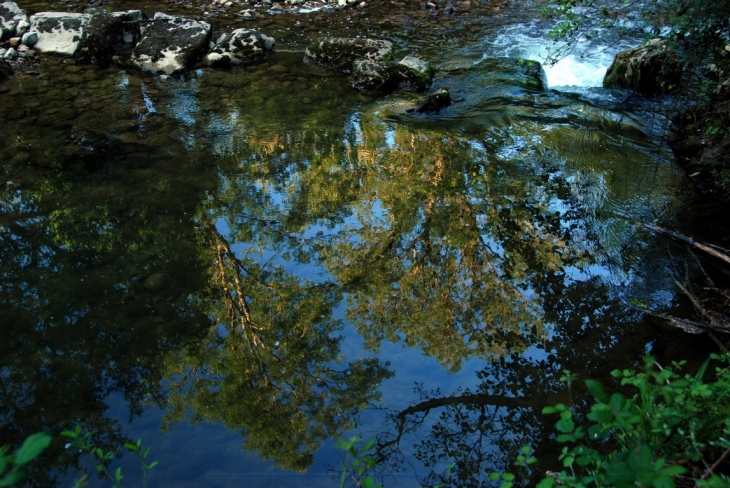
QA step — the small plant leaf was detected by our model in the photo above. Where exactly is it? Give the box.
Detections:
[585,379,609,403]
[14,433,52,466]
[0,468,26,487]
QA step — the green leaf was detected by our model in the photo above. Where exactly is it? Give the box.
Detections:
[0,468,26,487]
[585,379,609,403]
[536,477,555,488]
[14,433,52,466]
[556,417,575,433]
[652,475,675,488]
[361,477,380,488]
[695,358,710,381]
[660,465,687,476]
[146,461,158,470]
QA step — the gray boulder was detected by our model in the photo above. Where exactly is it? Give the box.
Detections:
[603,39,683,96]
[131,13,211,75]
[1,2,26,42]
[204,28,275,67]
[304,37,393,74]
[352,55,434,95]
[76,10,144,65]
[30,12,90,56]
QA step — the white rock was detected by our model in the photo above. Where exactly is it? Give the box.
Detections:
[15,19,29,35]
[131,14,211,75]
[30,12,90,56]
[1,2,27,42]
[4,46,17,59]
[204,27,275,66]
[111,9,144,22]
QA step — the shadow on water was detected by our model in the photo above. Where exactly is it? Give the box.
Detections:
[0,10,723,488]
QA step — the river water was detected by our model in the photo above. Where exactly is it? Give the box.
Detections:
[0,0,726,486]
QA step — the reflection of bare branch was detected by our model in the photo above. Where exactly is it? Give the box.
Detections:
[397,392,533,420]
[643,224,730,266]
[377,391,534,463]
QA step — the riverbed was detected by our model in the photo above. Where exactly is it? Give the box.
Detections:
[0,0,725,486]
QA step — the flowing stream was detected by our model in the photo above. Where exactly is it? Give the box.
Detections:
[0,1,725,486]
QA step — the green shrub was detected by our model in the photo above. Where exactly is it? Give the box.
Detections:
[496,353,730,488]
[0,432,52,486]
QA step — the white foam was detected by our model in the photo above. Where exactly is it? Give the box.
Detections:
[485,24,638,89]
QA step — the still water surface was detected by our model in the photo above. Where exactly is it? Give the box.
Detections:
[0,1,723,486]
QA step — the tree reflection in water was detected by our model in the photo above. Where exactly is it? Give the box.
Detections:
[0,54,707,487]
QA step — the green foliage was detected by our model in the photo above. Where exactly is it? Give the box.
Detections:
[0,433,52,486]
[61,425,157,488]
[496,353,730,487]
[337,437,382,488]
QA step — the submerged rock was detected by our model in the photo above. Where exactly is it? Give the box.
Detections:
[407,87,451,113]
[204,28,275,67]
[131,13,211,75]
[603,39,683,96]
[30,12,90,56]
[304,37,393,74]
[0,2,27,42]
[0,58,13,82]
[76,10,145,66]
[352,55,434,95]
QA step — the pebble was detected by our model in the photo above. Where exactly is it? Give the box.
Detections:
[21,31,38,46]
[4,48,18,60]
[17,45,34,57]
[8,37,21,48]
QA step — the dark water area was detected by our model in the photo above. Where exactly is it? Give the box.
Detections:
[1,0,728,486]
